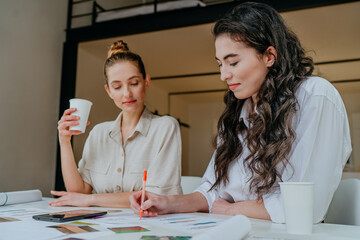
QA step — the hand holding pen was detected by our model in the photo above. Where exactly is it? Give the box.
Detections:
[139,170,147,219]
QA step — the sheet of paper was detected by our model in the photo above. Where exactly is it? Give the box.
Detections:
[192,215,251,240]
[0,221,65,240]
[140,236,192,240]
[0,207,51,221]
[92,211,224,234]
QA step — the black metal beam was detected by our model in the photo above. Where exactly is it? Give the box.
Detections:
[66,3,224,42]
[261,0,358,12]
[55,41,79,191]
[66,0,73,30]
[66,0,359,42]
[152,72,220,80]
[331,79,360,84]
[315,58,360,65]
[73,0,92,4]
[169,89,227,96]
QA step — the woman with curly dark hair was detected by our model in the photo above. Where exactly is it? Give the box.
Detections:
[129,2,351,223]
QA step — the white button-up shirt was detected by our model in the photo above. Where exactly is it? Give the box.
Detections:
[78,108,182,195]
[196,76,352,223]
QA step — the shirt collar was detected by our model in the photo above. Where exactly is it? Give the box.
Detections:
[109,107,152,143]
[109,113,122,143]
[133,107,152,137]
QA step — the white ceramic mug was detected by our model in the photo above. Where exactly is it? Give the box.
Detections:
[279,182,314,235]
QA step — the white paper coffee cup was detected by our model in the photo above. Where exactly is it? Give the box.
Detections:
[69,98,92,133]
[279,182,314,235]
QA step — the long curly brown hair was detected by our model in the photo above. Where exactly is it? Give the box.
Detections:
[211,2,314,198]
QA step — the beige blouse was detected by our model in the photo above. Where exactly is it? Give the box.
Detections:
[78,108,182,195]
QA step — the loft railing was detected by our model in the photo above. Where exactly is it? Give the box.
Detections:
[67,0,234,29]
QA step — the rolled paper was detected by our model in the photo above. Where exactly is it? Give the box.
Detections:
[192,215,251,240]
[0,189,42,206]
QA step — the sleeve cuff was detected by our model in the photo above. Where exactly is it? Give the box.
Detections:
[146,185,182,195]
[78,159,93,191]
[263,192,285,223]
[195,182,219,213]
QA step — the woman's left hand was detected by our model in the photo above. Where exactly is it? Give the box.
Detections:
[211,198,235,215]
[48,190,93,207]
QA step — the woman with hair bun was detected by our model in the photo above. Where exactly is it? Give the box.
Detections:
[129,2,351,223]
[50,40,182,207]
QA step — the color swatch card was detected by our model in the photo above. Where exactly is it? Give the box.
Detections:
[0,208,50,222]
[108,226,150,234]
[142,213,224,234]
[0,217,20,223]
[140,236,192,240]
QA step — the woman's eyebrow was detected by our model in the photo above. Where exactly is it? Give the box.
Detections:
[110,76,139,84]
[127,75,140,81]
[110,80,121,84]
[215,53,239,61]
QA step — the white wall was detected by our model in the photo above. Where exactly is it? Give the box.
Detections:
[168,93,225,176]
[351,113,360,171]
[187,101,224,176]
[0,0,67,196]
[170,95,190,175]
[333,83,360,171]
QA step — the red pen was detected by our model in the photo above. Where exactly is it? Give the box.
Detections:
[139,170,147,219]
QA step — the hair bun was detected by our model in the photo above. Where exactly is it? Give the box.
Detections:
[107,40,129,58]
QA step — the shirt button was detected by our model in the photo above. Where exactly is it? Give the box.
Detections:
[117,168,122,173]
[116,185,121,191]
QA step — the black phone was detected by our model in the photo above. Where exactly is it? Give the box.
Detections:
[32,209,107,222]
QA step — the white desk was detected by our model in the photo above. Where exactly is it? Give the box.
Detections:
[0,199,359,240]
[246,218,360,240]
